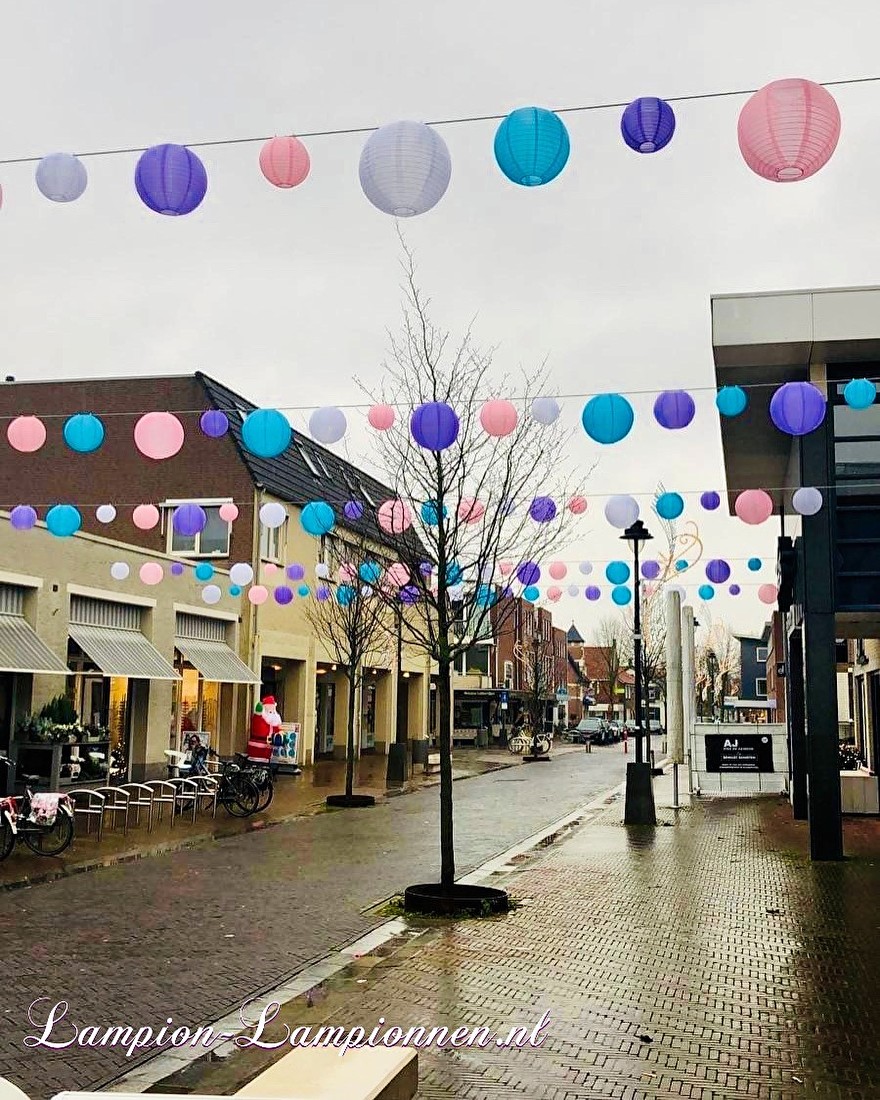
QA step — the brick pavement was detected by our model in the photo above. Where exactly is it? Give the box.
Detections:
[0,741,628,1099]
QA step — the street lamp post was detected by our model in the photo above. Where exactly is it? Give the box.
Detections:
[621,519,657,826]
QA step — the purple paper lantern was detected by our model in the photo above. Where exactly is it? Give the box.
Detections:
[621,97,676,153]
[10,505,37,530]
[286,563,305,581]
[343,500,364,521]
[410,402,459,451]
[516,561,541,586]
[172,503,208,538]
[769,382,826,436]
[729,584,741,596]
[705,559,731,584]
[585,586,601,601]
[400,585,421,605]
[315,585,331,601]
[529,496,557,523]
[170,562,185,576]
[700,491,721,511]
[274,585,294,605]
[200,410,229,438]
[135,144,208,216]
[641,560,661,580]
[654,390,695,430]
[419,562,433,576]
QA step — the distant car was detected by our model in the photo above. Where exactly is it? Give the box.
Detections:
[570,717,608,744]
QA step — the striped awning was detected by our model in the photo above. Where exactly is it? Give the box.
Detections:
[174,637,260,684]
[0,615,69,675]
[68,623,180,680]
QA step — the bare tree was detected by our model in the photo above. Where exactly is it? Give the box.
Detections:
[359,242,579,891]
[593,617,626,721]
[513,623,555,754]
[695,621,740,718]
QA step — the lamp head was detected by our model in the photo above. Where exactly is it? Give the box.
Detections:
[620,519,653,555]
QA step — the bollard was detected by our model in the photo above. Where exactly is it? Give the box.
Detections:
[584,739,591,753]
[623,736,628,755]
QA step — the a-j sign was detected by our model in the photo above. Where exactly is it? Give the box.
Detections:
[704,734,774,773]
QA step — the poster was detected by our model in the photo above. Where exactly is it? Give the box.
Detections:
[271,722,300,766]
[704,733,774,773]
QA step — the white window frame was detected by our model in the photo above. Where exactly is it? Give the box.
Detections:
[259,519,286,564]
[756,646,769,663]
[163,498,233,559]
[756,677,768,698]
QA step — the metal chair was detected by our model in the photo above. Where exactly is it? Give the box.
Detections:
[70,789,106,840]
[93,786,130,835]
[146,780,177,825]
[191,774,219,818]
[119,783,155,831]
[168,778,199,824]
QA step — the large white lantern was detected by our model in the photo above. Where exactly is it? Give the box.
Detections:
[604,494,640,530]
[36,152,88,202]
[309,406,347,444]
[359,121,451,217]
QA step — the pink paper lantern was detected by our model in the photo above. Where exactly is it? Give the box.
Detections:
[499,561,513,576]
[378,499,413,534]
[548,561,567,580]
[738,78,841,183]
[218,502,239,522]
[367,404,396,430]
[132,504,160,530]
[758,583,779,605]
[259,135,311,189]
[547,586,563,602]
[458,497,485,524]
[735,489,773,526]
[139,562,164,586]
[386,563,410,587]
[134,411,185,460]
[339,564,357,584]
[248,585,269,605]
[264,563,278,575]
[7,416,46,453]
[567,495,588,515]
[479,399,518,438]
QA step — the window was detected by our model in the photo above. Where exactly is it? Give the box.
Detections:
[503,660,514,688]
[756,647,768,663]
[297,443,323,479]
[260,520,285,563]
[756,678,768,698]
[359,481,377,507]
[165,501,231,558]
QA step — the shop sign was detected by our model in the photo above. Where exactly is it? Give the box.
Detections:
[704,733,773,773]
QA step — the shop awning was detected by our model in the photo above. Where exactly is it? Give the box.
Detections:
[175,637,260,684]
[68,624,180,680]
[0,614,69,675]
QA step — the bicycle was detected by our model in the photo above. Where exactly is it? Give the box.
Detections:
[192,748,261,817]
[507,732,528,754]
[233,753,274,812]
[0,786,75,860]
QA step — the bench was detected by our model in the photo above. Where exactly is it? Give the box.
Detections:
[425,752,441,775]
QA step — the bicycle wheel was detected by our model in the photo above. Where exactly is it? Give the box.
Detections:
[536,735,551,755]
[508,735,525,755]
[24,811,74,857]
[223,775,260,817]
[255,778,273,813]
[0,816,14,861]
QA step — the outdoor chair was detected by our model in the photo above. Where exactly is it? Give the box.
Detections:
[119,783,155,831]
[168,777,199,824]
[69,789,106,840]
[191,773,219,818]
[92,786,131,836]
[146,780,177,825]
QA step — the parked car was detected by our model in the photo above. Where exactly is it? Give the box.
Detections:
[569,717,609,744]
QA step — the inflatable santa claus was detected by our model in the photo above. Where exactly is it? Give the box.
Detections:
[247,696,280,764]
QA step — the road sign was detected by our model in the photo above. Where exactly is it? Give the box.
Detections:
[555,688,569,702]
[499,690,509,704]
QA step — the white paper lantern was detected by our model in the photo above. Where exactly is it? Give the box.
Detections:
[604,495,640,529]
[567,584,579,597]
[359,121,451,217]
[448,582,465,601]
[315,563,330,579]
[96,504,116,523]
[36,153,88,202]
[259,502,287,529]
[792,486,823,516]
[202,584,222,605]
[110,562,129,581]
[531,397,561,425]
[229,562,254,586]
[578,561,593,575]
[309,406,347,444]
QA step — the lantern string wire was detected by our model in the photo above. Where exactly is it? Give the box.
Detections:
[0,74,877,165]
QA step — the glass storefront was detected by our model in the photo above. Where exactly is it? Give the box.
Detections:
[361,681,376,750]
[172,661,220,748]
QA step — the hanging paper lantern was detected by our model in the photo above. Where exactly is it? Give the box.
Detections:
[95,504,116,524]
[548,561,567,580]
[606,561,630,585]
[229,563,254,587]
[655,492,684,520]
[170,562,185,576]
[173,503,207,537]
[844,378,876,410]
[227,584,241,596]
[758,583,779,605]
[675,559,688,572]
[531,397,560,425]
[297,584,310,598]
[315,563,330,580]
[516,562,540,586]
[400,585,420,605]
[336,585,356,607]
[716,386,748,417]
[248,585,269,605]
[567,495,588,515]
[241,408,291,458]
[139,562,164,586]
[475,584,497,608]
[286,563,305,581]
[419,562,433,577]
[315,585,331,602]
[700,491,721,511]
[494,107,570,186]
[579,561,593,575]
[748,557,762,572]
[386,563,410,588]
[273,585,294,605]
[446,561,464,586]
[567,584,579,597]
[522,585,540,602]
[737,78,840,183]
[132,504,160,530]
[35,153,87,202]
[200,410,229,438]
[110,562,130,581]
[793,486,823,515]
[654,390,695,430]
[585,586,601,601]
[498,561,513,576]
[259,135,311,188]
[457,498,485,524]
[605,495,639,529]
[194,563,214,582]
[10,505,37,531]
[344,501,364,522]
[419,500,445,526]
[7,416,46,453]
[706,559,731,584]
[547,586,563,602]
[301,501,335,536]
[698,584,715,601]
[769,382,826,435]
[529,496,557,523]
[480,399,518,437]
[612,586,631,606]
[218,502,239,523]
[200,585,222,605]
[641,560,660,580]
[621,97,676,153]
[735,489,773,526]
[265,563,279,575]
[134,412,185,460]
[63,413,105,453]
[359,121,451,217]
[135,144,208,215]
[368,404,396,430]
[411,402,459,451]
[309,406,347,445]
[360,561,382,585]
[729,584,741,596]
[582,394,634,445]
[378,499,413,533]
[259,502,287,529]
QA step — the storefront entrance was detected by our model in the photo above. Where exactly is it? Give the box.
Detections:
[315,680,336,756]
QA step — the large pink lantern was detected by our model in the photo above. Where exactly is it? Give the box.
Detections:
[259,136,311,188]
[134,412,185,460]
[735,489,773,526]
[7,416,46,453]
[479,399,518,438]
[377,499,413,534]
[548,561,567,580]
[132,504,160,530]
[367,404,396,431]
[758,583,779,605]
[139,562,164,586]
[458,497,485,524]
[738,78,841,183]
[386,563,410,587]
[248,585,269,606]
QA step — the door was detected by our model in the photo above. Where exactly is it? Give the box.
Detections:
[361,683,376,750]
[315,682,335,755]
[868,672,880,774]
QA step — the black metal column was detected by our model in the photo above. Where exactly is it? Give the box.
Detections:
[787,628,808,820]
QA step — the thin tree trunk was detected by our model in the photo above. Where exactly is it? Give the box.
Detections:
[437,659,455,890]
[345,671,357,800]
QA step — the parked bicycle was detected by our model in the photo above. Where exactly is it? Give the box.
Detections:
[0,787,75,860]
[233,752,274,812]
[507,730,550,756]
[189,747,261,817]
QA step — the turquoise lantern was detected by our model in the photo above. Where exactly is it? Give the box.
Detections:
[63,413,105,453]
[45,504,81,538]
[581,394,634,445]
[522,585,540,602]
[716,386,748,417]
[301,501,335,537]
[195,562,214,582]
[605,560,630,585]
[611,586,631,606]
[494,107,570,187]
[241,409,292,458]
[844,378,876,410]
[655,491,684,520]
[698,584,715,600]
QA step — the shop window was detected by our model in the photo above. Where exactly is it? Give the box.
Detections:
[173,664,220,747]
[166,501,232,558]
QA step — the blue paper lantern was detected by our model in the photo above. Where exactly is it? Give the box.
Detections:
[844,378,876,410]
[582,394,634,444]
[698,584,715,601]
[656,491,684,519]
[229,585,242,596]
[494,107,570,186]
[716,386,748,417]
[420,500,447,526]
[706,559,731,584]
[516,561,540,586]
[769,382,826,436]
[446,561,464,586]
[605,560,630,585]
[301,501,335,537]
[63,413,105,453]
[700,491,721,511]
[476,584,497,608]
[359,561,381,585]
[274,585,294,605]
[654,390,695,430]
[522,585,540,602]
[747,557,762,571]
[297,584,310,598]
[135,144,207,216]
[611,586,631,606]
[337,584,356,606]
[585,585,601,601]
[195,562,214,582]
[45,504,81,538]
[241,409,291,458]
[621,97,676,153]
[410,402,459,451]
[529,496,557,523]
[200,410,229,438]
[343,501,364,522]
[675,559,688,572]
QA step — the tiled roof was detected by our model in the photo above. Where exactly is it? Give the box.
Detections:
[566,622,585,644]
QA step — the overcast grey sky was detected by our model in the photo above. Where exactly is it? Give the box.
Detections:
[0,0,876,639]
